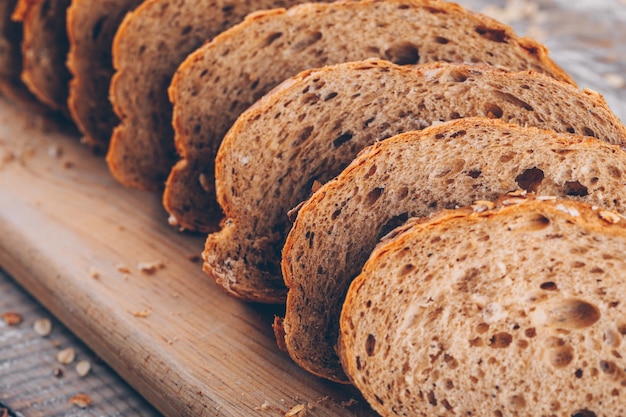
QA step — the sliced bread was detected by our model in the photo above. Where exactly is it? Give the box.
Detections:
[0,0,30,102]
[205,60,625,306]
[281,117,626,382]
[107,0,317,190]
[339,196,626,416]
[12,0,71,112]
[66,0,144,151]
[165,0,574,232]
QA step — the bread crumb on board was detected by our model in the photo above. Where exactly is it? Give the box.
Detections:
[1,311,23,326]
[137,260,165,274]
[69,393,92,409]
[285,404,306,417]
[132,308,152,318]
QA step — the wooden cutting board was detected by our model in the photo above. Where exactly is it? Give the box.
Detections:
[0,2,624,416]
[0,102,372,417]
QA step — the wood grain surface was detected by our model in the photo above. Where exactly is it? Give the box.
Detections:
[0,1,624,416]
[0,101,372,417]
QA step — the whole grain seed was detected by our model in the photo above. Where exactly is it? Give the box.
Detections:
[33,318,52,336]
[56,347,76,365]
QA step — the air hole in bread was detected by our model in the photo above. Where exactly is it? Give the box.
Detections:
[221,4,234,13]
[469,337,484,347]
[365,187,384,207]
[265,32,283,46]
[293,126,313,147]
[434,36,449,44]
[607,165,623,179]
[550,345,574,368]
[494,410,503,417]
[92,17,106,41]
[566,126,576,134]
[489,332,512,348]
[562,181,589,197]
[477,323,490,333]
[475,26,508,43]
[600,360,617,374]
[331,208,342,220]
[384,42,420,65]
[427,390,437,406]
[467,169,482,179]
[540,281,558,291]
[324,92,338,101]
[583,127,596,137]
[181,25,192,36]
[575,368,584,378]
[398,264,415,277]
[291,31,323,51]
[483,103,504,119]
[493,90,534,111]
[509,395,526,409]
[515,167,544,192]
[365,334,376,356]
[572,409,597,417]
[546,299,600,329]
[333,132,353,148]
[378,212,408,239]
[525,328,537,338]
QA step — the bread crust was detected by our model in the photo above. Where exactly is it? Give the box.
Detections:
[66,0,143,152]
[165,0,574,233]
[281,116,626,382]
[339,196,626,416]
[13,0,71,112]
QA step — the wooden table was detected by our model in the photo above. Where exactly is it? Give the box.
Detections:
[0,1,624,416]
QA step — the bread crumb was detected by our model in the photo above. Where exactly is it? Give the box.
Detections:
[56,347,76,365]
[536,195,557,201]
[502,197,526,206]
[33,318,52,336]
[69,393,92,409]
[88,266,100,279]
[340,398,358,407]
[599,210,621,224]
[311,180,323,194]
[167,214,179,226]
[285,404,306,416]
[255,401,271,411]
[1,311,23,326]
[137,260,165,274]
[472,200,495,213]
[116,264,131,274]
[555,204,580,217]
[132,309,152,318]
[48,145,63,158]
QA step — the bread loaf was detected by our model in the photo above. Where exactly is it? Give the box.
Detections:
[205,59,625,306]
[166,0,573,233]
[281,117,626,382]
[12,0,71,112]
[66,0,144,151]
[107,0,318,190]
[339,196,626,416]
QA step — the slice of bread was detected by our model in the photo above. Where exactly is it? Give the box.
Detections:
[0,0,31,102]
[66,0,144,151]
[107,0,317,191]
[205,60,625,306]
[281,117,626,382]
[165,0,574,233]
[12,0,71,112]
[339,196,626,416]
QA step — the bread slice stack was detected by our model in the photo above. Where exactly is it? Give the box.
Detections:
[0,0,625,415]
[339,195,626,416]
[206,59,626,306]
[165,0,573,233]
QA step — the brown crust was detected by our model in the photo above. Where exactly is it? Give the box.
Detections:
[13,0,71,113]
[66,0,143,152]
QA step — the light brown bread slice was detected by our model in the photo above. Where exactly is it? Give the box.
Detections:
[205,60,624,306]
[12,0,71,112]
[339,196,626,417]
[66,0,144,151]
[166,0,574,233]
[107,0,317,191]
[281,117,626,383]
